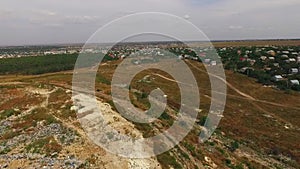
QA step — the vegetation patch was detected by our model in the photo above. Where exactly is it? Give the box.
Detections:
[59,104,77,120]
[0,147,11,155]
[157,151,182,169]
[12,108,58,130]
[96,74,111,85]
[0,109,20,120]
[1,130,20,140]
[132,122,155,138]
[25,136,62,155]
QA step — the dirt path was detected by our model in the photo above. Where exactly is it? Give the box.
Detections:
[146,61,298,128]
[187,61,299,128]
[186,61,300,109]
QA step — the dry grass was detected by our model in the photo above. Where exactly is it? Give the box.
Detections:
[1,56,299,168]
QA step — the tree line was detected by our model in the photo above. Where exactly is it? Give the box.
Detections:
[0,53,116,75]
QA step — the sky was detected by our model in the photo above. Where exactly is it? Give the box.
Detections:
[0,0,300,46]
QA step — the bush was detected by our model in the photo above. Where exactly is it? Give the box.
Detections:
[157,152,182,169]
[225,159,232,166]
[0,109,19,120]
[230,141,239,152]
[198,116,207,126]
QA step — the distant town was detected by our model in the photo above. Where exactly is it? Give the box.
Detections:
[1,40,300,91]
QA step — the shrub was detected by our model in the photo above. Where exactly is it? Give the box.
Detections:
[230,141,239,152]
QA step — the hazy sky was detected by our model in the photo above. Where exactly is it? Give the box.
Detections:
[0,0,300,45]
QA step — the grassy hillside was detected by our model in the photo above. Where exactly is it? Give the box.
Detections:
[0,59,299,168]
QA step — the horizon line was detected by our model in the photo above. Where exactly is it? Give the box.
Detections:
[1,38,300,48]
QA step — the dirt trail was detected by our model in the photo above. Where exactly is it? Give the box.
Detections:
[187,60,300,110]
[27,87,59,107]
[187,61,299,128]
[146,61,298,128]
[113,66,300,111]
[0,82,29,85]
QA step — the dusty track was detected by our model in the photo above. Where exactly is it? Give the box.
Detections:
[186,61,299,128]
[186,60,300,110]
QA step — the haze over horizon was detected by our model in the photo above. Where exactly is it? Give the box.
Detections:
[1,0,300,46]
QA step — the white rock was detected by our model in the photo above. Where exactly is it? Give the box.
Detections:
[70,106,78,111]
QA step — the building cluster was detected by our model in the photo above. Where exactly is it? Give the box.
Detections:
[0,46,82,59]
[1,43,300,91]
[217,46,300,90]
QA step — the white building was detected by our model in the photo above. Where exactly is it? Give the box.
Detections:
[282,51,289,54]
[290,80,300,85]
[273,63,280,67]
[260,56,267,61]
[204,58,211,64]
[210,61,217,66]
[290,68,299,74]
[272,75,283,82]
[268,57,275,60]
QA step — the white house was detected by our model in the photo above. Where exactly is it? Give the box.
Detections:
[260,56,267,61]
[282,51,289,54]
[273,63,280,67]
[133,60,140,65]
[290,80,300,85]
[290,68,299,74]
[178,55,184,60]
[210,61,217,66]
[204,58,211,64]
[239,67,253,74]
[267,50,276,56]
[268,57,275,60]
[272,75,283,82]
[44,51,52,55]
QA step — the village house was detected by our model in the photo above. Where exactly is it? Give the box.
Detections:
[290,79,300,86]
[264,67,272,71]
[268,57,275,61]
[239,67,253,74]
[204,58,211,64]
[260,56,267,61]
[273,63,280,67]
[272,75,284,82]
[247,59,256,66]
[210,61,217,66]
[267,50,276,56]
[297,56,300,63]
[282,51,289,54]
[290,68,299,74]
[178,55,184,60]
